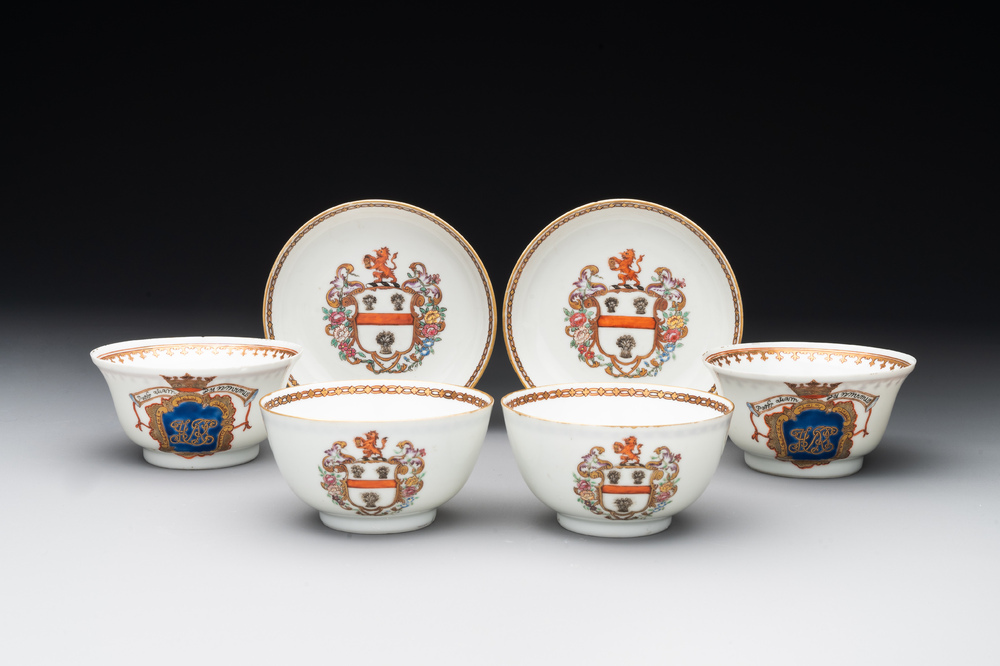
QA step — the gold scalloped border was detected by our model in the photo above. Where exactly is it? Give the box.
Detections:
[98,343,300,365]
[262,200,496,388]
[504,385,732,416]
[704,347,912,371]
[262,383,493,412]
[504,199,743,388]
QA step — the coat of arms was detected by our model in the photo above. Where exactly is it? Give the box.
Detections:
[322,248,445,374]
[573,437,681,520]
[564,250,689,378]
[750,381,880,468]
[129,374,259,458]
[319,431,426,515]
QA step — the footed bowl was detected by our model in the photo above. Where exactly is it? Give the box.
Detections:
[703,342,916,478]
[502,383,734,538]
[260,380,493,534]
[91,336,302,469]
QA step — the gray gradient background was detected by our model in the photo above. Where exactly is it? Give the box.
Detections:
[4,22,996,666]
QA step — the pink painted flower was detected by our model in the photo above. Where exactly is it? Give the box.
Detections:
[338,340,352,351]
[329,310,347,325]
[344,347,356,358]
[569,312,587,327]
[662,329,681,344]
[421,323,440,338]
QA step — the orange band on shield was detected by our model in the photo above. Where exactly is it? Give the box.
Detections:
[602,485,652,494]
[596,316,655,329]
[346,479,397,489]
[355,313,415,326]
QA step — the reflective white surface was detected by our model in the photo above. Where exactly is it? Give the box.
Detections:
[2,310,996,663]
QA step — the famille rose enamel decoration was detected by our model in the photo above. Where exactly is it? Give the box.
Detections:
[319,430,427,516]
[574,436,681,520]
[505,199,742,390]
[264,200,496,388]
[566,251,689,378]
[323,250,446,374]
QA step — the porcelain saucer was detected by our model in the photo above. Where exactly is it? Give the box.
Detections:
[264,200,496,387]
[504,198,742,389]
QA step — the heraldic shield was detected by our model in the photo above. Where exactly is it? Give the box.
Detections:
[752,381,871,469]
[138,374,248,458]
[764,399,858,468]
[319,431,427,516]
[573,437,682,521]
[323,248,446,375]
[564,250,690,379]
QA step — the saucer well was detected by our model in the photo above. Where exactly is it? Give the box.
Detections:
[264,200,496,387]
[504,199,742,389]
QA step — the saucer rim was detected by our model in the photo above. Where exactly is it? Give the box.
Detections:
[503,197,743,388]
[263,199,497,388]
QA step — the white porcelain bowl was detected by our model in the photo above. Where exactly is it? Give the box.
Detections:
[703,342,916,478]
[259,380,493,534]
[502,383,734,538]
[91,336,302,469]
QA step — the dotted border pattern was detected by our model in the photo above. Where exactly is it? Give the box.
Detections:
[261,383,492,411]
[504,385,733,416]
[503,199,743,388]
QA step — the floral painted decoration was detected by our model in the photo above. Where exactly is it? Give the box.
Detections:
[573,441,681,520]
[565,255,690,379]
[323,252,446,374]
[319,434,427,516]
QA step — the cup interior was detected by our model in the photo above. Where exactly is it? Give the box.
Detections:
[262,383,493,422]
[503,385,732,427]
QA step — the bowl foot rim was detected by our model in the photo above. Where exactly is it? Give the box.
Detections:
[556,513,673,538]
[319,509,437,534]
[142,444,260,470]
[743,451,864,478]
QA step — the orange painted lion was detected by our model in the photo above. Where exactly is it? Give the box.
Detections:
[355,430,387,460]
[608,249,644,287]
[613,435,642,465]
[363,247,398,283]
